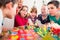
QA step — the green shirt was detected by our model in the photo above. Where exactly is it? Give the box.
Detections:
[49,14,60,25]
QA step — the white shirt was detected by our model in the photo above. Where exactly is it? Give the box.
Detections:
[3,18,14,30]
[0,9,3,33]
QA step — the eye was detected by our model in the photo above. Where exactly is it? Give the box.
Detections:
[48,7,54,10]
[22,9,27,12]
[50,7,54,9]
[22,9,25,11]
[18,6,21,9]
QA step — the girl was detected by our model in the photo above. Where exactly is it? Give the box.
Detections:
[28,7,38,25]
[14,5,28,27]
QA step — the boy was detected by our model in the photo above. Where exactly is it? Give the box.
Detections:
[0,0,17,34]
[47,1,60,25]
[38,5,50,24]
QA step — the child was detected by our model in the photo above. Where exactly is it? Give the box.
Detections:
[0,0,17,37]
[14,5,28,27]
[47,1,60,25]
[38,5,50,24]
[28,7,38,26]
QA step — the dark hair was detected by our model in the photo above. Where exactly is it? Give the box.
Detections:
[0,0,16,8]
[18,5,28,18]
[47,1,60,8]
[0,0,4,7]
[30,7,37,14]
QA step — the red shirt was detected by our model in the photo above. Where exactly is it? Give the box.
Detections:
[14,14,28,27]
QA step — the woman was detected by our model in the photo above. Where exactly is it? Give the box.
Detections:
[14,5,28,27]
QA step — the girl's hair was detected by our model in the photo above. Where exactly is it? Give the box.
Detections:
[30,7,37,14]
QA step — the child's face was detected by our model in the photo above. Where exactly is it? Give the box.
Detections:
[20,7,28,18]
[31,12,37,18]
[41,6,47,15]
[48,4,58,16]
[6,2,17,18]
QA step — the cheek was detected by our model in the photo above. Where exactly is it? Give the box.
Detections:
[32,14,36,17]
[42,10,45,12]
[54,9,58,12]
[34,14,36,16]
[52,9,57,14]
[25,12,27,15]
[20,12,23,15]
[20,11,24,16]
[49,9,55,14]
[20,11,24,14]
